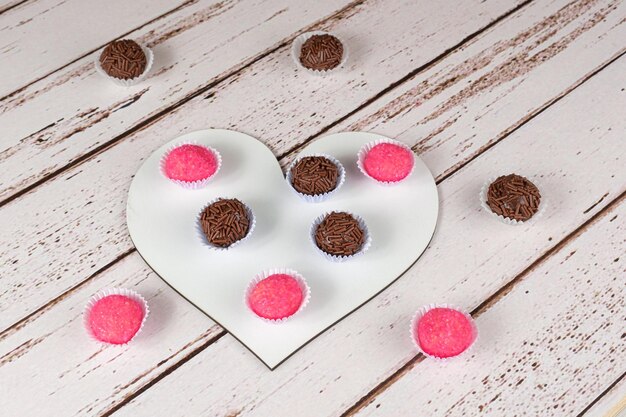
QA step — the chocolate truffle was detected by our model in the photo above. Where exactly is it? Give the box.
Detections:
[99,39,147,80]
[486,174,541,222]
[299,34,344,71]
[200,198,251,248]
[315,212,365,256]
[290,156,339,195]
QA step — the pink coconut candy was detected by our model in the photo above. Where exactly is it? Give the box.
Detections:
[248,274,304,320]
[163,144,219,183]
[87,294,145,345]
[363,142,414,183]
[415,307,476,359]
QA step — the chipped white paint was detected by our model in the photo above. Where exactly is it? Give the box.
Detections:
[0,0,523,200]
[0,0,624,415]
[2,44,624,417]
[353,198,625,417]
[107,54,626,417]
[0,0,190,96]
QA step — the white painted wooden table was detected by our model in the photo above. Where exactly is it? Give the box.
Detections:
[1,0,624,415]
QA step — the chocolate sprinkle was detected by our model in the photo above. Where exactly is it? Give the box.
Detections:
[315,212,365,256]
[486,174,541,222]
[200,198,251,248]
[290,156,339,195]
[299,34,344,71]
[99,40,147,80]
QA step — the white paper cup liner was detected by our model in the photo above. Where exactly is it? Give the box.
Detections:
[196,197,256,251]
[479,176,546,226]
[94,44,154,87]
[84,288,149,346]
[160,142,222,189]
[291,31,349,76]
[245,268,311,324]
[310,211,372,262]
[410,303,478,362]
[357,138,416,185]
[285,153,346,203]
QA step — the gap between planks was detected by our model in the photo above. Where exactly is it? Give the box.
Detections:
[0,0,525,209]
[0,0,30,15]
[576,371,626,417]
[339,190,626,417]
[0,0,195,103]
[2,33,623,342]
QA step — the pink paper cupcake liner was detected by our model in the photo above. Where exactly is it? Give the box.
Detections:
[309,211,372,262]
[357,138,416,185]
[160,142,222,189]
[410,303,478,362]
[94,44,154,87]
[245,268,311,324]
[291,31,349,76]
[196,197,256,251]
[479,176,546,226]
[285,153,346,203]
[84,288,149,346]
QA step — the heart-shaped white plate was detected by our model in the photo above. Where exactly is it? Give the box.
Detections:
[127,129,438,369]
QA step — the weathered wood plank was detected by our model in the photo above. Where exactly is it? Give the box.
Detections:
[580,375,626,417]
[349,198,625,417]
[0,253,223,417]
[0,0,193,97]
[2,48,624,417]
[0,0,28,15]
[0,0,525,201]
[0,0,531,329]
[103,54,626,417]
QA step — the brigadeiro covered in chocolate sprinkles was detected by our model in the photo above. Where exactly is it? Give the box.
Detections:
[99,40,147,80]
[485,174,541,222]
[292,31,347,74]
[311,211,371,261]
[198,198,255,249]
[286,154,345,202]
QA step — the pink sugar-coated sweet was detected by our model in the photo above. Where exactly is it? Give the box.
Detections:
[248,274,303,320]
[363,143,414,182]
[416,307,475,358]
[164,144,218,182]
[88,295,144,344]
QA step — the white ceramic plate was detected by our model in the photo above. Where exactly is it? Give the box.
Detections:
[127,129,438,369]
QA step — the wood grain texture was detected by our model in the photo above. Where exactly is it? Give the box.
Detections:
[104,54,626,417]
[351,198,626,417]
[0,0,192,97]
[2,48,623,416]
[0,254,223,417]
[0,0,524,202]
[0,0,527,330]
[580,375,626,417]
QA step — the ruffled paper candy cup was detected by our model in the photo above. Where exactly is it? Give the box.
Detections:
[410,303,478,362]
[357,138,416,185]
[245,268,311,324]
[84,288,149,346]
[160,142,222,189]
[94,44,154,87]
